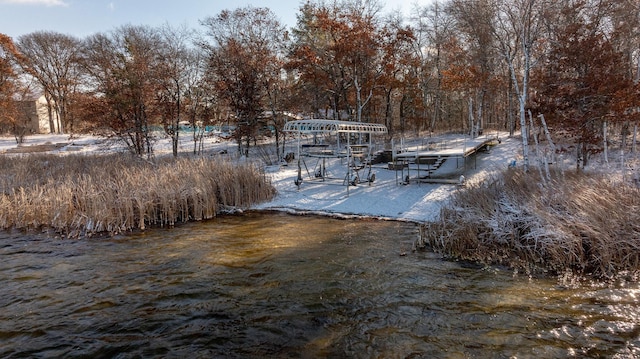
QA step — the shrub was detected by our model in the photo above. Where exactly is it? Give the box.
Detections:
[424,169,640,279]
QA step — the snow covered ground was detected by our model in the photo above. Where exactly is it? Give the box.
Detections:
[0,133,231,156]
[0,131,521,223]
[254,133,519,222]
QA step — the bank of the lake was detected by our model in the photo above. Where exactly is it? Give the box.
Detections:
[423,168,640,279]
[0,154,275,237]
[255,134,640,280]
[3,133,640,280]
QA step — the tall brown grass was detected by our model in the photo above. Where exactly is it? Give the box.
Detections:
[0,154,276,237]
[423,169,640,279]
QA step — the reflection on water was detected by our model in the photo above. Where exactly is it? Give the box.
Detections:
[0,212,638,358]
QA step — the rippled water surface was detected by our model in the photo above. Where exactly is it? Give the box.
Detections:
[1,212,639,358]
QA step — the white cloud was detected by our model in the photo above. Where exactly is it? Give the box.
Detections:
[0,0,69,6]
[108,2,114,11]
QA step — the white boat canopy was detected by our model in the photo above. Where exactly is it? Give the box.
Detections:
[284,119,388,135]
[284,119,388,195]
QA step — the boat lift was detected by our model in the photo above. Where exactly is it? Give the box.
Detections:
[283,119,388,196]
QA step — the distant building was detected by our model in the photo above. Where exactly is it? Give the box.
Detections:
[17,95,58,134]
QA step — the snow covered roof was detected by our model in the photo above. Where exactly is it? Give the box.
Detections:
[284,119,387,135]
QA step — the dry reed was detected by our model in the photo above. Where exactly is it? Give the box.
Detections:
[0,154,276,237]
[424,168,640,279]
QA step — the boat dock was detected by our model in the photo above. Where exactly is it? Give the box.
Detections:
[391,135,500,184]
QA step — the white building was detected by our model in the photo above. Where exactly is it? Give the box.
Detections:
[18,94,58,134]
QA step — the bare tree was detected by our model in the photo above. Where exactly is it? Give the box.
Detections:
[182,47,215,155]
[81,25,164,156]
[201,6,288,157]
[344,0,384,123]
[411,0,455,133]
[447,0,503,137]
[608,0,640,153]
[532,0,635,170]
[491,0,546,172]
[0,33,31,142]
[288,0,386,123]
[17,31,82,135]
[156,24,197,157]
[378,12,417,139]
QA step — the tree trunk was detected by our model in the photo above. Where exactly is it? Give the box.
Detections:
[244,135,250,157]
[538,114,556,164]
[633,123,637,153]
[576,142,582,171]
[468,97,474,137]
[507,60,530,172]
[508,80,514,136]
[46,96,55,134]
[384,89,392,134]
[579,142,588,169]
[477,89,484,135]
[172,131,179,157]
[274,126,281,161]
[621,121,629,151]
[603,120,608,164]
[528,110,546,181]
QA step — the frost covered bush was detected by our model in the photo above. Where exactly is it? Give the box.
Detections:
[425,168,640,279]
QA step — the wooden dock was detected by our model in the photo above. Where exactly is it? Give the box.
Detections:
[393,137,498,161]
[391,135,500,185]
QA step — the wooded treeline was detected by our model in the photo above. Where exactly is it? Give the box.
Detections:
[0,0,638,165]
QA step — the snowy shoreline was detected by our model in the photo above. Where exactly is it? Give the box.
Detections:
[252,133,519,223]
[1,132,520,223]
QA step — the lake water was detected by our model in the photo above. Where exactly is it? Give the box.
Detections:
[0,212,638,358]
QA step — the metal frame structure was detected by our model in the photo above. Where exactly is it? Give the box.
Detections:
[391,135,500,185]
[283,119,388,135]
[284,119,388,195]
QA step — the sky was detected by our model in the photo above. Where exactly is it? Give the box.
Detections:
[0,0,427,40]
